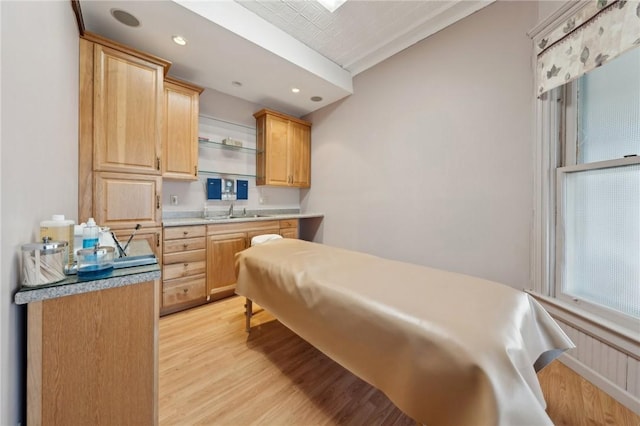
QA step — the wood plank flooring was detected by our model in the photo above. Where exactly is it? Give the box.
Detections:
[159,296,639,425]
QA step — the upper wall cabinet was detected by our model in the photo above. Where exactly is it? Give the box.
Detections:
[163,77,203,180]
[254,109,311,188]
[93,44,164,175]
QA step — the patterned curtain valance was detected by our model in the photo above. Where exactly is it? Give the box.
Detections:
[536,0,640,96]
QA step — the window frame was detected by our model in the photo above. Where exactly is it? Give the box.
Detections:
[535,75,640,333]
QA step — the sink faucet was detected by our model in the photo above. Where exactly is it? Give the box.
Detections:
[228,203,234,216]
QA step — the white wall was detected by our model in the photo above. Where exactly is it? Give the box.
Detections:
[0,1,79,424]
[303,0,539,289]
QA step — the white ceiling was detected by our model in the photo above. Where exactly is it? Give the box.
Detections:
[80,0,493,117]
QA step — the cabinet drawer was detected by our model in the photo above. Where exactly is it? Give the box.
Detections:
[163,249,205,265]
[163,237,206,254]
[164,225,206,240]
[280,228,298,239]
[163,260,206,280]
[162,275,206,307]
[279,219,298,229]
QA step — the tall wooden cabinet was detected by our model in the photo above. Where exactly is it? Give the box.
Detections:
[162,77,203,180]
[254,109,311,188]
[93,44,163,175]
[79,33,170,248]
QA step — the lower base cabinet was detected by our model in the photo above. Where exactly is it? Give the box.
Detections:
[160,219,299,315]
[27,281,159,425]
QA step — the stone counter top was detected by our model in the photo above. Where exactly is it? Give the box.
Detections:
[14,240,160,305]
[163,212,324,227]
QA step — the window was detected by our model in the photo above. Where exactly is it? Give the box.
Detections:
[555,48,640,328]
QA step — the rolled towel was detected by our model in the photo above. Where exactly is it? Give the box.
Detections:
[251,234,283,246]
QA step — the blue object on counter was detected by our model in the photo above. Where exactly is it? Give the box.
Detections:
[207,178,222,200]
[77,264,113,280]
[237,180,248,200]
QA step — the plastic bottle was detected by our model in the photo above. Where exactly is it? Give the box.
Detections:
[82,218,100,249]
[40,214,75,265]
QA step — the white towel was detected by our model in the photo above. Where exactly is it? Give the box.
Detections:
[251,234,283,246]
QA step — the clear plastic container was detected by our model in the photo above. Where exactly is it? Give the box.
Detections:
[40,214,74,265]
[77,246,115,280]
[21,239,68,286]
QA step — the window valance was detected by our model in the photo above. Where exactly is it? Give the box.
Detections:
[536,0,640,96]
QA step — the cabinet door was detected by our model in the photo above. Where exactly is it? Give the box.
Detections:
[207,233,247,300]
[163,81,199,180]
[114,227,162,265]
[94,172,162,229]
[289,121,311,187]
[264,115,291,186]
[93,45,162,175]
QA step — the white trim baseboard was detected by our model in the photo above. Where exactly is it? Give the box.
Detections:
[558,353,640,416]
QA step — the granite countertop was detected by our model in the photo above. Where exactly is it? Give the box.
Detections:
[163,210,324,227]
[14,240,161,305]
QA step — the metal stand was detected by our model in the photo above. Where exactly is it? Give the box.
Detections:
[244,298,253,332]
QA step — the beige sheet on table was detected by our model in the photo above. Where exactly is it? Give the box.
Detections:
[235,239,574,426]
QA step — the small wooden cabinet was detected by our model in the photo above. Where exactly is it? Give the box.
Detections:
[161,225,207,315]
[279,219,299,239]
[254,109,311,188]
[206,220,285,301]
[94,172,162,230]
[26,281,159,425]
[162,77,203,180]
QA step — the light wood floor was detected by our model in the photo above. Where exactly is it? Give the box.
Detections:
[159,296,639,425]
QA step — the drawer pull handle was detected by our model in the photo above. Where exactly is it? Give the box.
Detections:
[183,231,188,236]
[183,288,189,293]
[183,263,188,267]
[183,243,188,249]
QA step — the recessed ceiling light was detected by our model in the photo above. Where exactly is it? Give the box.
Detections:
[291,88,300,94]
[172,35,187,46]
[110,9,140,27]
[310,96,323,102]
[232,81,243,87]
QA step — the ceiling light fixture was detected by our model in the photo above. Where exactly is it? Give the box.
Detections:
[232,81,243,87]
[317,0,347,13]
[110,9,140,27]
[291,88,300,93]
[172,35,187,46]
[310,96,323,102]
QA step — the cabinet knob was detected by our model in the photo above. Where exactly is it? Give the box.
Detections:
[183,243,188,249]
[183,231,188,236]
[183,263,188,267]
[183,288,189,293]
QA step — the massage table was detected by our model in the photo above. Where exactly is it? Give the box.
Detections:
[234,239,573,426]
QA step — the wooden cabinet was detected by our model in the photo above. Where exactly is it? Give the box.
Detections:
[113,227,162,264]
[206,220,280,301]
[94,172,162,230]
[26,281,159,425]
[254,109,311,188]
[79,33,170,225]
[279,219,299,239]
[162,77,203,180]
[161,225,207,315]
[93,44,164,175]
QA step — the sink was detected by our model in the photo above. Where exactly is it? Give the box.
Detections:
[205,214,272,221]
[229,214,272,219]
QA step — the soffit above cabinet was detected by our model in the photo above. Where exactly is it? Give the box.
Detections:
[79,0,493,117]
